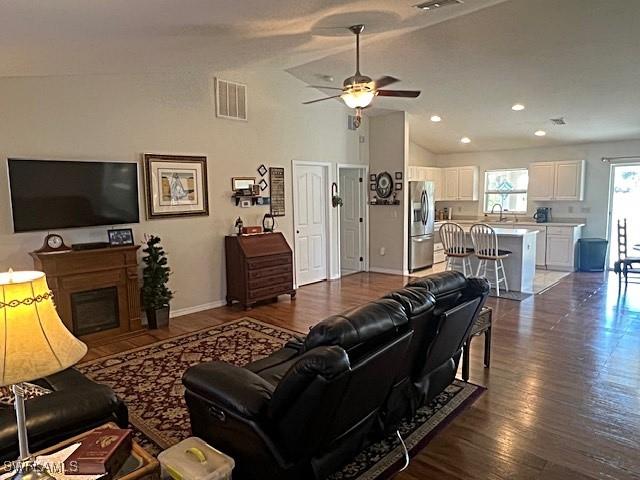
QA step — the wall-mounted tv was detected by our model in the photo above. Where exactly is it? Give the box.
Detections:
[8,159,140,232]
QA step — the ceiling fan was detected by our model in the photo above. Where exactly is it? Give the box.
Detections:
[303,24,421,127]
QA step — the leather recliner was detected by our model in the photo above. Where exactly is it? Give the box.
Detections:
[0,368,128,461]
[183,298,413,480]
[403,272,490,404]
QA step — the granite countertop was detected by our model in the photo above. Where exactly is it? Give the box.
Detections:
[434,219,586,228]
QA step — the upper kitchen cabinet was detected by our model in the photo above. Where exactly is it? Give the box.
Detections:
[444,166,479,201]
[407,166,444,201]
[529,160,585,201]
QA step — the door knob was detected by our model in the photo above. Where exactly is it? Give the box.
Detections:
[296,230,300,234]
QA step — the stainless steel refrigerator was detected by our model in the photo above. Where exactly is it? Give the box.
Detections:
[408,181,435,272]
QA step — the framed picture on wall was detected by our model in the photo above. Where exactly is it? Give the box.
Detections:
[395,171,403,180]
[143,154,209,219]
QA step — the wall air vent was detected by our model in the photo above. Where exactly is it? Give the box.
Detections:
[215,78,247,121]
[550,117,566,125]
[415,0,464,11]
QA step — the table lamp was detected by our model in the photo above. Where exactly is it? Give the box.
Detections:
[0,269,88,480]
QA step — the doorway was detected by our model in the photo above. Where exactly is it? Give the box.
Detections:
[338,165,368,276]
[292,161,329,286]
[608,162,640,268]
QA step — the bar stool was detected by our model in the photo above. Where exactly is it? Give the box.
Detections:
[470,223,510,296]
[439,222,473,276]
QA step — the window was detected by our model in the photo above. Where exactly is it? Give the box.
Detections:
[484,169,528,213]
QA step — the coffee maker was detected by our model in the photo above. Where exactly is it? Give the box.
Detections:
[533,207,551,223]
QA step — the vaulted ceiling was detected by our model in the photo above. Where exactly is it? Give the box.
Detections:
[2,0,639,153]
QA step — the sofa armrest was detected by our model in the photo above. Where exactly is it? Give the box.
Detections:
[183,362,274,420]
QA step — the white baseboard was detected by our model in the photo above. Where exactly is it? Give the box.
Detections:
[368,267,406,276]
[170,300,227,318]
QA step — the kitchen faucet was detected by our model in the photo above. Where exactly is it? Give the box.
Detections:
[491,204,505,222]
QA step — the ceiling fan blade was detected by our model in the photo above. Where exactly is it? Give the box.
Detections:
[373,76,400,89]
[303,95,342,105]
[377,89,421,98]
[307,85,344,91]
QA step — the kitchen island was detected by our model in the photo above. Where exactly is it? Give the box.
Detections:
[446,226,538,293]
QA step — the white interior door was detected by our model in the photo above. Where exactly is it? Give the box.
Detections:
[339,168,364,274]
[293,164,327,286]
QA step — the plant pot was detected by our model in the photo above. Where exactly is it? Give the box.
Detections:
[146,306,170,329]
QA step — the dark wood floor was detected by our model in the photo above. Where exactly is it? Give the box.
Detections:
[86,272,640,480]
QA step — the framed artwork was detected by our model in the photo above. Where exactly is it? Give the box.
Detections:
[108,228,134,246]
[257,164,268,177]
[259,179,268,191]
[269,167,285,216]
[143,154,209,219]
[395,171,403,180]
[232,177,256,192]
[395,182,403,191]
[369,174,377,182]
[369,183,376,191]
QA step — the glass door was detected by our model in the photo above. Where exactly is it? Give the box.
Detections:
[608,163,640,268]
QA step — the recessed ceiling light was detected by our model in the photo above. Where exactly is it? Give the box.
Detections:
[512,103,525,111]
[460,136,471,144]
[534,130,546,137]
[430,115,442,122]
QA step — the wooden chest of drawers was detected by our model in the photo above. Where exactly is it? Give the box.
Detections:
[225,232,296,310]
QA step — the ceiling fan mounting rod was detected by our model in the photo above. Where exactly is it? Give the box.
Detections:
[349,24,365,76]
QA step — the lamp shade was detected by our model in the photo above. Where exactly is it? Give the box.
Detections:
[0,270,87,386]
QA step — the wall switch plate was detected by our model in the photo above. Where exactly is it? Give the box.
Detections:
[380,247,386,256]
[359,135,366,143]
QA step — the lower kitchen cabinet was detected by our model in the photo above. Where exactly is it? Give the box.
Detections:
[544,225,583,271]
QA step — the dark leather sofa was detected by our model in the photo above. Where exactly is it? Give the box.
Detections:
[0,368,128,461]
[183,272,489,480]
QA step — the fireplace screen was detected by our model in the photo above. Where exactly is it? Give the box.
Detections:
[71,287,120,336]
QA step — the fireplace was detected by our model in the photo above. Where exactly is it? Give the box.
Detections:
[31,245,142,344]
[71,287,120,336]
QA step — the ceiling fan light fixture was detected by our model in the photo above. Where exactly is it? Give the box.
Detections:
[341,89,375,109]
[511,103,525,111]
[460,136,471,144]
[430,115,442,122]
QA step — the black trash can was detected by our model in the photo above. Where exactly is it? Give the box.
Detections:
[578,238,608,272]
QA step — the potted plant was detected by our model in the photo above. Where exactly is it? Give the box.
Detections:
[141,234,174,329]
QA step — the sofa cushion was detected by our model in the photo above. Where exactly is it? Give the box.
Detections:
[384,287,436,316]
[303,298,408,353]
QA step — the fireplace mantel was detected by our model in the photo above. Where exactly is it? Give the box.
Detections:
[31,245,142,344]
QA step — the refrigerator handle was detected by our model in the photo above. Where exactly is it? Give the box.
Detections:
[424,189,430,226]
[421,191,428,225]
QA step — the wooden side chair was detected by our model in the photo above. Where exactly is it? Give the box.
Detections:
[615,218,640,286]
[439,222,473,276]
[470,223,511,296]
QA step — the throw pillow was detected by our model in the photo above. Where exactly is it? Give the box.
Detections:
[0,383,53,407]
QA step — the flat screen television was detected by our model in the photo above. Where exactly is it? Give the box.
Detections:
[8,159,140,232]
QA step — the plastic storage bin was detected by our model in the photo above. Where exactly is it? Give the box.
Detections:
[158,437,235,480]
[577,238,608,272]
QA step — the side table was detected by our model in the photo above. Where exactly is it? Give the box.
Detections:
[1,423,159,480]
[462,306,492,382]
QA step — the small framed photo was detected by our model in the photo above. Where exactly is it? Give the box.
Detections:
[257,164,267,177]
[369,183,376,191]
[369,174,377,182]
[395,171,403,180]
[395,182,403,191]
[259,179,268,191]
[256,196,271,205]
[108,228,134,246]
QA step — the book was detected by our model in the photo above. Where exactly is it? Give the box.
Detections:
[63,428,132,478]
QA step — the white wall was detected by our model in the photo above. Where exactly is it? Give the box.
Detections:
[0,68,366,313]
[433,139,640,237]
[409,142,436,167]
[368,112,409,274]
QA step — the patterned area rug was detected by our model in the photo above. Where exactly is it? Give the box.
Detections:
[79,318,484,479]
